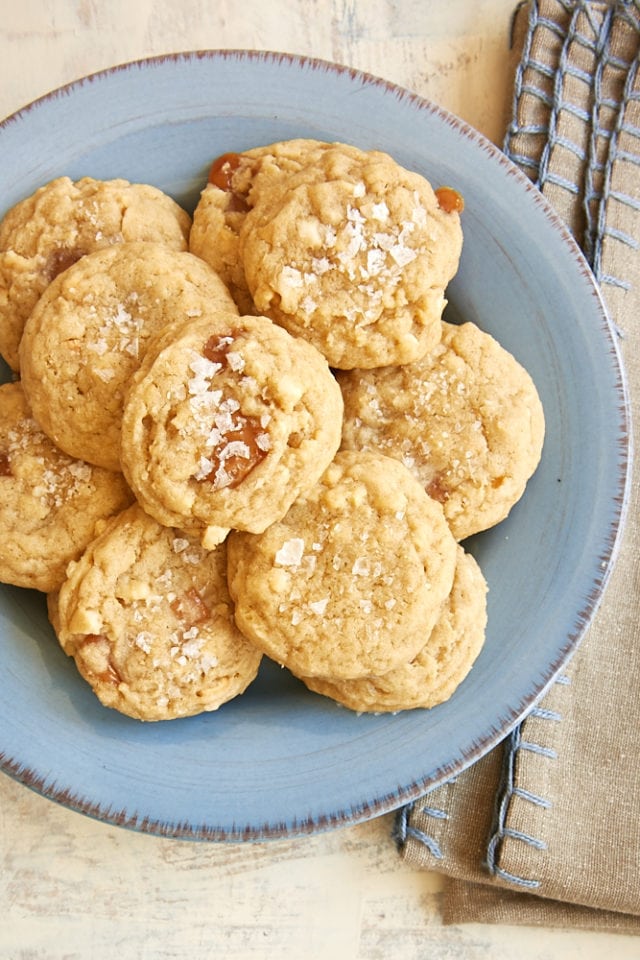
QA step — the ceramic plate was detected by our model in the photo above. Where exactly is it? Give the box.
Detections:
[0,51,630,840]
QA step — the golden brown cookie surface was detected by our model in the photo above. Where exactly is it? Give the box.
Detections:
[53,503,262,721]
[190,138,334,313]
[239,143,463,368]
[120,311,344,547]
[19,242,237,471]
[339,320,545,540]
[0,382,133,591]
[302,545,487,712]
[227,450,458,680]
[0,176,191,370]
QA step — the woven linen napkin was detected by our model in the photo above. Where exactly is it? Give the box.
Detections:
[395,0,640,933]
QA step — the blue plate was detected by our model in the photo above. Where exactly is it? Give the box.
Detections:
[0,51,630,840]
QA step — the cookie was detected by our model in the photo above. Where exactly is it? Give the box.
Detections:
[226,450,458,680]
[120,311,344,547]
[53,503,262,721]
[19,242,237,471]
[339,320,545,540]
[239,142,463,368]
[301,545,487,712]
[190,138,334,313]
[0,382,133,592]
[0,176,192,371]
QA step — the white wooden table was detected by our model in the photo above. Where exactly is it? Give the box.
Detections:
[1,2,638,956]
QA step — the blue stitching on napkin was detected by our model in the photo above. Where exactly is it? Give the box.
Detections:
[529,705,563,721]
[590,52,640,289]
[406,824,444,860]
[505,0,640,325]
[393,801,445,859]
[518,740,558,759]
[420,802,449,821]
[393,779,458,860]
[511,786,553,808]
[604,224,640,247]
[483,673,566,889]
[501,827,548,850]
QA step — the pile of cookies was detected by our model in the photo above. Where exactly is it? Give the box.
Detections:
[0,139,545,721]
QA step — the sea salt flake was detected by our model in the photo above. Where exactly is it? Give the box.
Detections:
[202,424,223,449]
[220,440,250,461]
[346,204,366,225]
[67,461,92,481]
[211,464,232,490]
[111,304,133,330]
[87,338,109,356]
[301,555,316,574]
[366,249,387,276]
[411,196,428,225]
[182,637,206,659]
[372,231,395,251]
[309,598,329,616]
[194,456,213,480]
[370,201,390,221]
[322,225,337,247]
[351,557,371,576]
[388,243,417,268]
[279,265,304,289]
[183,550,203,565]
[300,295,318,315]
[156,569,173,588]
[200,653,219,671]
[189,354,222,383]
[275,538,305,567]
[134,632,153,654]
[226,351,245,372]
[311,256,332,275]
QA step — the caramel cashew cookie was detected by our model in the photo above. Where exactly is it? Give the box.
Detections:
[239,143,463,368]
[0,382,133,592]
[0,176,191,371]
[226,450,458,680]
[339,320,545,540]
[302,545,487,712]
[120,311,343,547]
[53,503,262,721]
[190,138,336,313]
[19,242,237,471]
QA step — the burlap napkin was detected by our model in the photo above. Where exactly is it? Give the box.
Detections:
[396,0,640,933]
